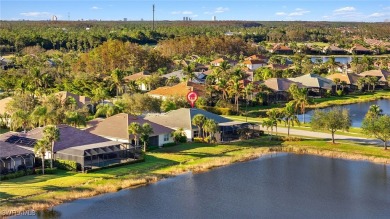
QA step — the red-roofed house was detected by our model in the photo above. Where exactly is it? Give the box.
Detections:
[123,71,151,91]
[270,44,293,54]
[147,81,206,100]
[242,59,267,71]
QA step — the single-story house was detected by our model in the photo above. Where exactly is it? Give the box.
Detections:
[270,44,293,54]
[0,141,35,173]
[0,125,138,171]
[161,70,207,84]
[326,73,362,91]
[359,69,390,87]
[123,71,151,91]
[323,45,347,55]
[351,45,373,55]
[147,81,206,100]
[86,113,174,147]
[262,78,306,101]
[55,91,92,109]
[245,54,268,62]
[289,73,334,96]
[210,57,237,67]
[144,108,248,142]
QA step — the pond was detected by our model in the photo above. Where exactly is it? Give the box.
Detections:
[17,153,390,219]
[298,99,390,127]
[310,56,352,64]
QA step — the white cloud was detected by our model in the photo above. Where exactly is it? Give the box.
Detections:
[334,7,356,13]
[289,8,310,16]
[215,7,229,13]
[368,12,385,17]
[20,12,51,17]
[275,12,286,16]
[91,6,101,10]
[172,11,193,15]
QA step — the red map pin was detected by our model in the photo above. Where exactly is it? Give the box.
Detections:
[187,91,198,108]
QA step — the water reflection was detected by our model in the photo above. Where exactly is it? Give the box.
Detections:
[298,99,390,127]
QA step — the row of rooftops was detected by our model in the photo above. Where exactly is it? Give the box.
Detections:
[0,108,238,159]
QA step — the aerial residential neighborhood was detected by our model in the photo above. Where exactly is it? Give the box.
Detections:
[1,1,390,218]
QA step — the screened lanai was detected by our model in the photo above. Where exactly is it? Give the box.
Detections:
[55,141,140,172]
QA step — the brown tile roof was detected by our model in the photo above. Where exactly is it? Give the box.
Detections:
[86,113,174,140]
[147,81,206,98]
[55,91,91,109]
[359,70,390,82]
[263,78,305,92]
[2,125,111,152]
[272,44,292,51]
[352,44,371,52]
[242,59,267,65]
[123,71,150,82]
[245,55,268,61]
[0,97,12,115]
[326,73,362,85]
[267,64,290,70]
[327,45,345,52]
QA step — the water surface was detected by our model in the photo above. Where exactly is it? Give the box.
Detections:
[18,153,390,219]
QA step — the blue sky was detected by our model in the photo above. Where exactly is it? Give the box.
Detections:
[1,0,389,22]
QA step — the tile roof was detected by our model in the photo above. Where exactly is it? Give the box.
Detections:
[0,141,34,158]
[242,59,267,65]
[23,125,111,152]
[145,108,232,130]
[359,70,390,82]
[55,91,91,109]
[289,73,334,89]
[86,113,174,140]
[326,73,362,85]
[245,55,268,61]
[147,81,206,98]
[0,97,13,115]
[263,78,306,92]
[272,44,292,51]
[123,71,150,82]
[326,45,345,51]
[352,44,371,52]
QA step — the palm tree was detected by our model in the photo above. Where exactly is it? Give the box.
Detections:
[266,109,283,136]
[217,79,229,100]
[283,102,300,137]
[203,119,218,143]
[192,114,206,138]
[357,77,366,91]
[218,60,231,74]
[369,76,379,91]
[227,76,242,113]
[183,65,195,82]
[333,78,341,91]
[166,76,180,86]
[10,110,30,132]
[43,125,60,169]
[34,138,51,175]
[65,111,86,127]
[262,119,274,137]
[30,106,48,127]
[367,105,383,118]
[291,88,312,124]
[140,123,154,152]
[128,122,142,147]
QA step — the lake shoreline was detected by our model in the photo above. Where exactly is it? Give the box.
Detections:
[3,138,390,217]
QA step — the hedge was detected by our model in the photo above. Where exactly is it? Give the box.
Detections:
[0,169,34,181]
[199,106,234,115]
[55,159,78,171]
[35,168,57,175]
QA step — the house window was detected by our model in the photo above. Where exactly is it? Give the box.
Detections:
[164,134,170,141]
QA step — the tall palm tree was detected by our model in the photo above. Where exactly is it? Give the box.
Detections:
[333,78,341,91]
[292,88,312,124]
[369,76,379,91]
[218,60,231,74]
[110,69,125,97]
[357,77,366,91]
[217,79,229,100]
[203,119,218,143]
[262,119,274,137]
[166,76,180,86]
[192,114,206,138]
[283,102,300,137]
[128,122,142,147]
[227,76,242,113]
[266,109,283,136]
[43,125,60,169]
[140,123,154,152]
[34,138,51,175]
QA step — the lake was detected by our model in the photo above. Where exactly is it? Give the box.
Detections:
[310,56,352,64]
[298,99,390,127]
[18,153,390,219]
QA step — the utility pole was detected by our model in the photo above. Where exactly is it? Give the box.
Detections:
[152,4,155,31]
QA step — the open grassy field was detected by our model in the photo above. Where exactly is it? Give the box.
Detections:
[1,136,390,215]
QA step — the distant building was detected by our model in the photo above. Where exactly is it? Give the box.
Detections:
[212,16,216,21]
[123,18,127,21]
[51,15,57,21]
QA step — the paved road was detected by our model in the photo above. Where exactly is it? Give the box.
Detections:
[256,124,387,146]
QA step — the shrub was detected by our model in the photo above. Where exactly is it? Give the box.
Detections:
[35,168,57,175]
[162,142,176,147]
[199,106,234,115]
[336,90,343,96]
[55,159,78,171]
[0,169,34,180]
[193,137,205,143]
